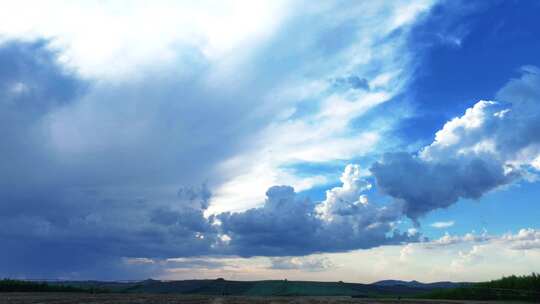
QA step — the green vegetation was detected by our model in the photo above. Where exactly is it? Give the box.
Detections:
[0,279,108,293]
[242,280,364,297]
[477,272,540,291]
[3,273,539,301]
[123,279,367,296]
[121,278,420,297]
[417,273,540,302]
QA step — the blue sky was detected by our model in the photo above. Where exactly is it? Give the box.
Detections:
[1,0,539,282]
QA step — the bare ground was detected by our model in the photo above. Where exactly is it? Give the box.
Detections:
[0,293,529,304]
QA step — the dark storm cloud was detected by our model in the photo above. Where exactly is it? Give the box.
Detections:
[0,40,84,189]
[0,38,270,279]
[370,153,517,220]
[371,67,540,221]
[0,1,437,280]
[332,75,370,91]
[269,256,334,271]
[3,33,540,281]
[0,40,82,110]
[218,184,415,257]
[0,185,218,279]
[0,32,413,279]
[15,1,540,279]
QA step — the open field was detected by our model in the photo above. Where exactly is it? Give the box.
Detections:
[0,293,530,304]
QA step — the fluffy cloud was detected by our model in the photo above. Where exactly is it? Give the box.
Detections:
[0,36,273,278]
[269,256,335,271]
[3,42,539,281]
[218,165,415,257]
[502,228,540,250]
[208,0,436,213]
[371,67,540,220]
[351,228,540,283]
[0,0,290,79]
[138,228,540,282]
[0,0,430,275]
[0,184,218,279]
[371,152,516,220]
[316,164,373,220]
[430,221,455,229]
[427,231,490,248]
[0,40,83,189]
[12,0,536,281]
[430,229,540,273]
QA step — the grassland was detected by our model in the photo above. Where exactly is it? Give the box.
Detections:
[1,274,537,302]
[0,293,532,304]
[416,273,540,302]
[0,279,91,293]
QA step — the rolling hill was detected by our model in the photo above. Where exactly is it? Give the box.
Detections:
[44,278,459,297]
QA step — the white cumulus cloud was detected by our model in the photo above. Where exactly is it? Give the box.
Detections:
[430,221,455,229]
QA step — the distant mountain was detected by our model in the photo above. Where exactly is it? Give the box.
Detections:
[372,280,465,289]
[49,278,465,297]
[13,274,539,301]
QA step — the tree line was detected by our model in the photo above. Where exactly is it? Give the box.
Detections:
[0,279,108,293]
[418,273,540,302]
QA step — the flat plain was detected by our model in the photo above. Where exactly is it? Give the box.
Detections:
[0,293,529,304]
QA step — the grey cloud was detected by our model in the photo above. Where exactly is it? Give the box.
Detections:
[0,41,226,278]
[0,185,218,279]
[269,256,334,271]
[111,257,240,280]
[0,40,85,190]
[4,37,538,280]
[0,33,404,279]
[421,228,540,252]
[218,180,415,257]
[371,66,540,221]
[371,153,517,220]
[332,75,370,91]
[0,39,238,278]
[511,242,540,250]
[165,259,228,270]
[0,1,431,279]
[126,257,229,270]
[503,228,540,250]
[0,40,82,112]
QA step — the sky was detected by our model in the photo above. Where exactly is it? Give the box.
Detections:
[1,0,539,282]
